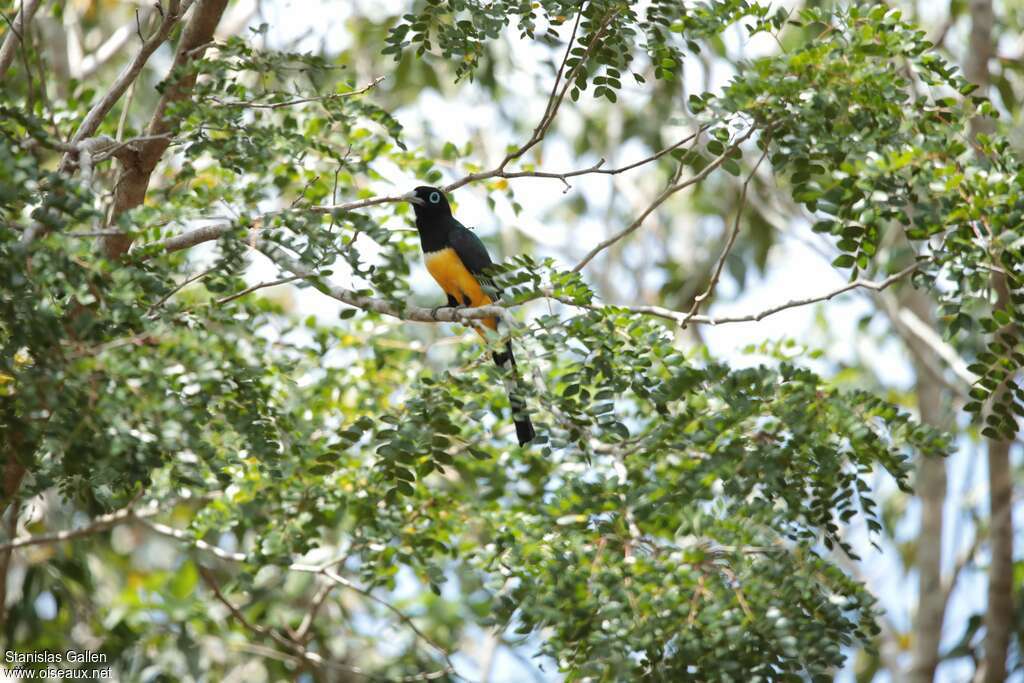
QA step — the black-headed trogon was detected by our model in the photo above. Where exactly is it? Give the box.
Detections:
[403,185,536,446]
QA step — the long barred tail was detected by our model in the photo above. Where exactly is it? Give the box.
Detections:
[493,342,536,446]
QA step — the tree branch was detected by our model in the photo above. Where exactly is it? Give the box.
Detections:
[678,145,769,328]
[140,518,246,562]
[148,221,929,336]
[63,0,196,161]
[552,258,929,327]
[207,75,385,109]
[198,565,378,679]
[0,498,20,624]
[215,275,307,305]
[320,567,455,671]
[572,124,757,273]
[464,127,706,193]
[256,239,511,325]
[70,20,137,80]
[445,4,617,193]
[103,0,229,259]
[0,0,42,79]
[878,291,978,387]
[139,127,708,257]
[0,497,172,553]
[292,578,336,643]
[964,0,1014,677]
[150,524,457,681]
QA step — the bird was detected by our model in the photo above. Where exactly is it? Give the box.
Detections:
[402,185,536,446]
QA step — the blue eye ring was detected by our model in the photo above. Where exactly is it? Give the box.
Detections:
[429,191,441,204]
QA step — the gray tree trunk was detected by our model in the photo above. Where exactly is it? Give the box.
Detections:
[964,0,1015,680]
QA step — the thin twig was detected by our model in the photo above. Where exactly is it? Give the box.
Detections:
[153,222,928,332]
[0,497,20,623]
[147,522,457,681]
[215,275,306,305]
[887,295,978,385]
[141,126,708,254]
[256,239,512,325]
[0,498,171,553]
[292,579,336,642]
[321,567,454,668]
[445,4,617,192]
[72,20,137,80]
[480,127,706,193]
[63,0,195,161]
[679,145,769,328]
[572,125,757,273]
[549,258,929,328]
[147,264,219,315]
[208,76,385,109]
[198,566,376,678]
[0,0,42,79]
[140,518,247,562]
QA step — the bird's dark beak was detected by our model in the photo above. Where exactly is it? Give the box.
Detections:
[401,191,425,206]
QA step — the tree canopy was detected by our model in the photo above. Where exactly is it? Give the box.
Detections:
[0,0,1020,681]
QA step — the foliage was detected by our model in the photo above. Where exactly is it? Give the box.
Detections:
[3,0,1016,680]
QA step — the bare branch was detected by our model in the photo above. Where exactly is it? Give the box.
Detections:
[145,221,242,255]
[146,264,220,315]
[71,22,137,80]
[198,566,379,679]
[551,258,929,327]
[57,133,176,167]
[679,145,769,328]
[144,128,706,257]
[474,128,706,193]
[215,275,307,305]
[320,568,455,670]
[878,292,978,386]
[207,76,385,109]
[572,125,757,273]
[0,498,171,553]
[445,5,618,193]
[0,498,20,624]
[64,0,196,160]
[103,0,230,259]
[942,525,983,609]
[292,579,336,643]
[146,522,457,681]
[147,217,926,336]
[0,0,42,79]
[256,239,511,326]
[140,518,246,562]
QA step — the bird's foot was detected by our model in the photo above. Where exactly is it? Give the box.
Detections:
[431,303,467,321]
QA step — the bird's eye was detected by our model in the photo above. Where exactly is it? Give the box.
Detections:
[429,191,441,204]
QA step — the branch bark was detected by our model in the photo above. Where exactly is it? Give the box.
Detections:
[63,0,196,161]
[256,239,512,325]
[964,0,1014,679]
[0,496,206,554]
[140,224,930,333]
[572,125,757,273]
[0,0,42,79]
[678,145,768,327]
[902,290,951,683]
[561,257,928,328]
[102,0,230,259]
[977,274,1015,683]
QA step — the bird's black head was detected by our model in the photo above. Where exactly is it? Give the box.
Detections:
[404,185,452,220]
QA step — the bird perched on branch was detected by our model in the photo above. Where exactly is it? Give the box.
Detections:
[403,185,536,446]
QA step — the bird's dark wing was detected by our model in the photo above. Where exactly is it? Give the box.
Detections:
[447,219,502,297]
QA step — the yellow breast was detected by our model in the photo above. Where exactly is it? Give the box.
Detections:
[423,247,496,331]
